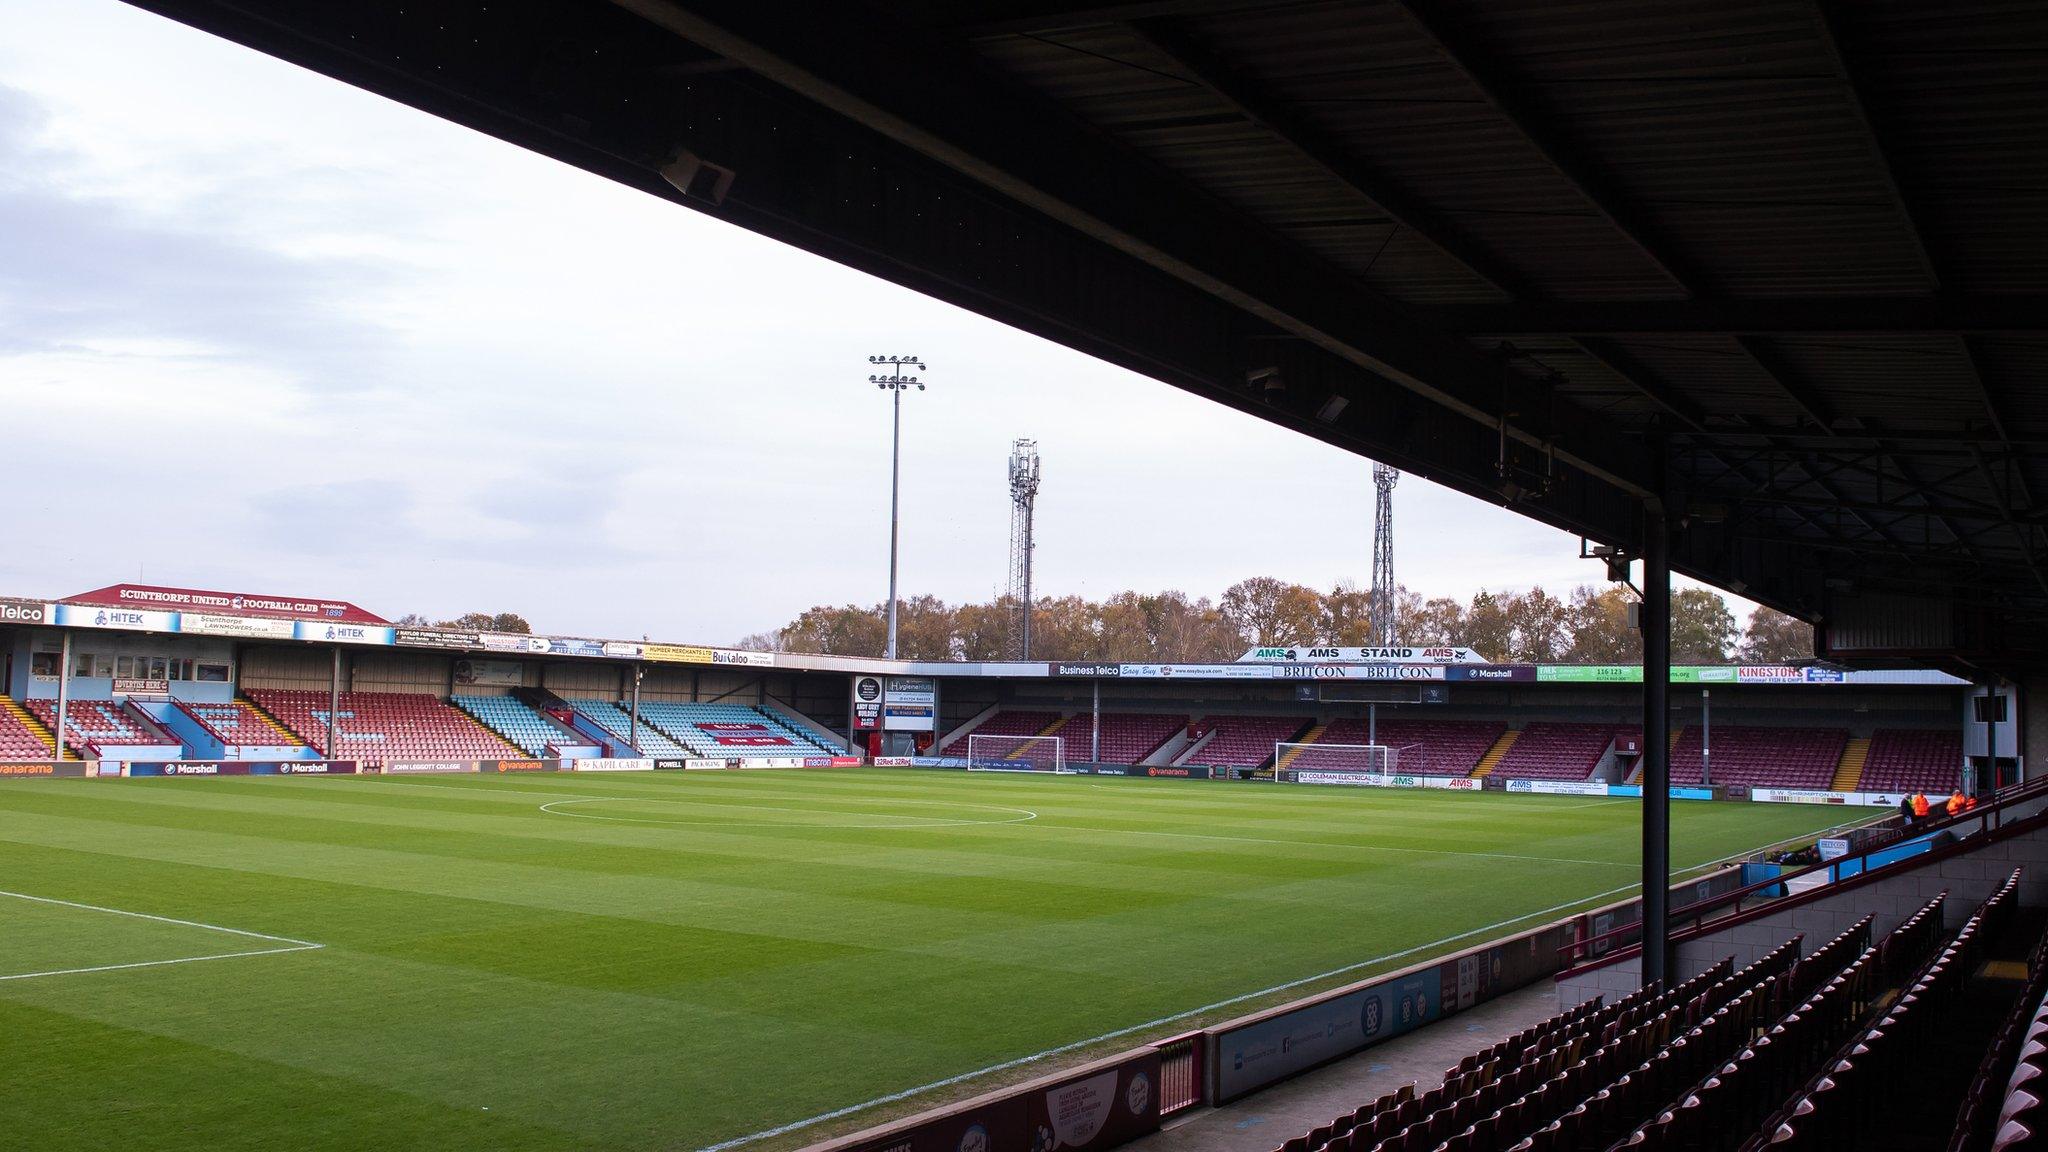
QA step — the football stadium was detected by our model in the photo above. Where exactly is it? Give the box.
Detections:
[8,3,2048,1152]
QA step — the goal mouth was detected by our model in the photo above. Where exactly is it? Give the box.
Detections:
[966,733,1069,774]
[1273,742,1415,780]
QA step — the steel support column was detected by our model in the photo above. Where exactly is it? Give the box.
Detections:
[328,646,342,758]
[1641,505,1672,989]
[54,631,72,762]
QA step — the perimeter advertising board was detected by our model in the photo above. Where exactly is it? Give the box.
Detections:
[1750,788,1902,807]
[1212,924,1564,1101]
[1238,645,1484,663]
[0,761,90,778]
[571,758,655,772]
[54,604,178,633]
[644,643,714,664]
[395,627,479,651]
[819,1050,1160,1152]
[124,760,360,776]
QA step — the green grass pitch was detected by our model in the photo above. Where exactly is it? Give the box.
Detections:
[0,769,1857,1151]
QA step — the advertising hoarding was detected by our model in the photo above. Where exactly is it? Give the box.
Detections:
[883,677,937,732]
[394,627,480,650]
[177,613,299,640]
[571,758,655,772]
[1238,645,1484,663]
[0,598,54,626]
[0,761,90,778]
[852,674,884,732]
[453,659,524,687]
[293,621,397,646]
[644,643,714,664]
[54,604,177,632]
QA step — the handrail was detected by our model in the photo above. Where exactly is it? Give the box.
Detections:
[1558,774,2048,972]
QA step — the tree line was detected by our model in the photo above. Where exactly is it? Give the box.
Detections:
[738,578,1816,665]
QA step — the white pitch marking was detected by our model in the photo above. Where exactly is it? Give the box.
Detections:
[0,889,323,983]
[537,797,1039,831]
[687,870,1685,1152]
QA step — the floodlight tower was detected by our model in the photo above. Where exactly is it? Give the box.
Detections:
[868,354,927,660]
[1007,439,1042,659]
[1370,462,1399,645]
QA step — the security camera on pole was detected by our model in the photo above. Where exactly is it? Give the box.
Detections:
[868,355,927,660]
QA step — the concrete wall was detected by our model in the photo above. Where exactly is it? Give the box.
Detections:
[1559,806,2048,1007]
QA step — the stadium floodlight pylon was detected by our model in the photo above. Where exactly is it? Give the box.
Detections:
[1274,741,1402,780]
[967,733,1068,774]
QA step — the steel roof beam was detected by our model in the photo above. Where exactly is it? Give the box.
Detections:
[1423,295,2048,337]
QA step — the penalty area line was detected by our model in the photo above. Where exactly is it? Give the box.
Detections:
[0,889,324,983]
[687,875,1662,1152]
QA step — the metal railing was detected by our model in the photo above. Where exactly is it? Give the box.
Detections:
[1557,775,2048,973]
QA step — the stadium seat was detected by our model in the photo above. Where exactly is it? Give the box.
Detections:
[246,689,519,766]
[1183,716,1311,770]
[25,698,163,756]
[175,699,305,750]
[1859,727,1966,795]
[452,695,571,756]
[1494,722,1622,782]
[0,696,57,758]
[1669,725,1848,790]
[1293,719,1506,777]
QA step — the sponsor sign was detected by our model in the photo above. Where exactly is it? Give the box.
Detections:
[644,643,714,664]
[479,631,550,654]
[712,648,774,666]
[0,598,54,625]
[1271,663,1447,681]
[852,674,884,732]
[1446,664,1537,682]
[383,761,479,774]
[1290,770,1464,789]
[294,621,397,646]
[488,760,549,773]
[62,583,386,623]
[728,756,806,769]
[394,627,480,651]
[1239,645,1484,664]
[110,677,170,698]
[1217,971,1441,1099]
[1750,788,1899,808]
[1050,662,1120,677]
[684,758,729,770]
[1504,779,1612,797]
[55,604,178,633]
[1734,665,1802,683]
[1117,663,1272,680]
[180,612,299,640]
[603,641,643,659]
[1817,837,1851,861]
[126,761,257,777]
[0,761,89,778]
[1426,776,1483,790]
[1537,665,1641,683]
[571,757,655,772]
[545,637,610,659]
[694,723,794,747]
[1802,666,1847,683]
[873,756,914,767]
[262,761,359,775]
[453,659,525,687]
[652,758,688,769]
[834,1051,1159,1152]
[883,677,937,733]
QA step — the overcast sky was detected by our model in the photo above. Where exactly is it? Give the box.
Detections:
[0,0,1757,642]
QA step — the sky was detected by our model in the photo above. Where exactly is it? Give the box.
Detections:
[0,0,1759,643]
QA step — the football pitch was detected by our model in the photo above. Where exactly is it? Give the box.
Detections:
[0,769,1858,1151]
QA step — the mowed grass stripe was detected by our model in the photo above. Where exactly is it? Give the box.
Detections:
[0,771,1854,1152]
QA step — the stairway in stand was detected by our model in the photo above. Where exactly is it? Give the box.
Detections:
[1,695,66,759]
[1471,729,1520,778]
[1832,736,1871,792]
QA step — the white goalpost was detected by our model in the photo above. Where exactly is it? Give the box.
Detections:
[1273,741,1406,782]
[966,733,1069,774]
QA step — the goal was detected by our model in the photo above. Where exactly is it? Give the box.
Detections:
[966,733,1069,774]
[1274,741,1402,782]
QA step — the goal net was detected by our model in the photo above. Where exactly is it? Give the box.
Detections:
[966,733,1068,774]
[1275,741,1402,783]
